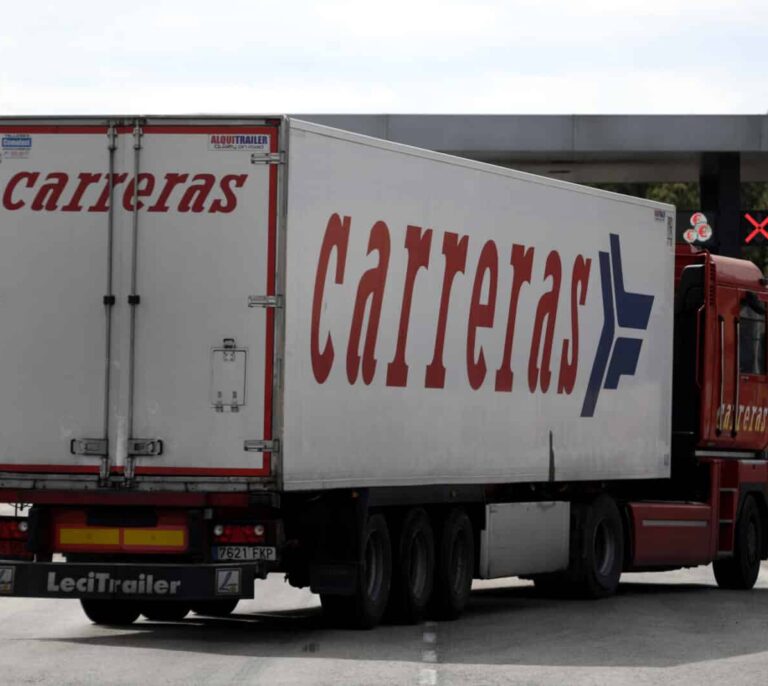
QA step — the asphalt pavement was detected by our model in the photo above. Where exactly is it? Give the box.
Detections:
[2,564,768,685]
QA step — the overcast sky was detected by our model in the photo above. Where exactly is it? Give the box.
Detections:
[0,0,765,115]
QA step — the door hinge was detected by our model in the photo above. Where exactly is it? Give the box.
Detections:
[70,438,108,456]
[248,295,282,309]
[107,123,117,151]
[128,438,164,457]
[244,439,280,453]
[250,152,284,165]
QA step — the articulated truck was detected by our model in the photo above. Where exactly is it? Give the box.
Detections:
[0,116,766,628]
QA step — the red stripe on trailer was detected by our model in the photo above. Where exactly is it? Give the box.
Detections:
[0,126,108,134]
[262,133,279,477]
[0,463,274,478]
[0,488,251,508]
[0,464,99,474]
[142,125,275,135]
[133,465,270,477]
[0,125,276,135]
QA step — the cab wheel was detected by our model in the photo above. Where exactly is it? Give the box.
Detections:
[80,599,140,626]
[714,496,763,590]
[567,495,624,599]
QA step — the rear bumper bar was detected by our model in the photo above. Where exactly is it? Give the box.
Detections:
[0,560,270,600]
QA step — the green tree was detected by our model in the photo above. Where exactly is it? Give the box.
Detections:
[645,183,699,208]
[742,182,768,208]
[590,182,699,208]
[589,181,768,274]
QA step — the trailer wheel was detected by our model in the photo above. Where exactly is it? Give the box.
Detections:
[190,599,239,617]
[568,495,624,598]
[321,512,392,629]
[80,599,140,626]
[714,495,763,590]
[386,508,435,624]
[140,601,190,622]
[430,508,474,620]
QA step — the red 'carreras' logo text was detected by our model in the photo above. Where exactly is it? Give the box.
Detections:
[311,213,592,394]
[1,171,248,213]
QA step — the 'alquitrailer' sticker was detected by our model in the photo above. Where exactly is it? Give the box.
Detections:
[208,133,270,152]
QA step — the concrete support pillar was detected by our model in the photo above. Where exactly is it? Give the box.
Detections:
[700,153,741,257]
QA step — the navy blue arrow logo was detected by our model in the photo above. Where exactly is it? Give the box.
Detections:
[581,234,654,417]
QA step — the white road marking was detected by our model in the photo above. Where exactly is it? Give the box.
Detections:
[419,620,439,684]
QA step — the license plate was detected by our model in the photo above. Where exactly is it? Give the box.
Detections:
[213,546,277,561]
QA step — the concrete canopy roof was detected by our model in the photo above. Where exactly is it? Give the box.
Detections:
[298,115,768,183]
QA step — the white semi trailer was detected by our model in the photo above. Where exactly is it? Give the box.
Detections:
[0,116,750,630]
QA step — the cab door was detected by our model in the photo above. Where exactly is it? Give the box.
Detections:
[710,286,768,450]
[732,291,768,450]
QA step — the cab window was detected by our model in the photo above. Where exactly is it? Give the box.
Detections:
[739,295,766,375]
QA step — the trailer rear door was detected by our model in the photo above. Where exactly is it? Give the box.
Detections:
[0,120,279,484]
[115,123,278,481]
[0,125,111,476]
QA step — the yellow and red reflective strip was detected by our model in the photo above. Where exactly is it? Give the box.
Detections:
[52,510,188,553]
[56,525,187,552]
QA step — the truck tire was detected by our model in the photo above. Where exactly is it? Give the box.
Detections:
[190,599,239,617]
[321,512,392,629]
[140,601,190,622]
[386,508,435,624]
[567,495,624,599]
[714,495,763,590]
[80,599,141,626]
[430,508,474,620]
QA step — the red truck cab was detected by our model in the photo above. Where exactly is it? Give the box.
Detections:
[675,244,768,452]
[629,245,768,578]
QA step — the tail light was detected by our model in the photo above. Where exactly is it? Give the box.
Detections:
[212,523,266,544]
[0,517,32,559]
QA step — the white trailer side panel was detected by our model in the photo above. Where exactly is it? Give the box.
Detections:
[282,120,674,490]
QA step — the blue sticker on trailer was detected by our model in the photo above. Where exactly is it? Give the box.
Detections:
[1,135,32,149]
[581,234,654,417]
